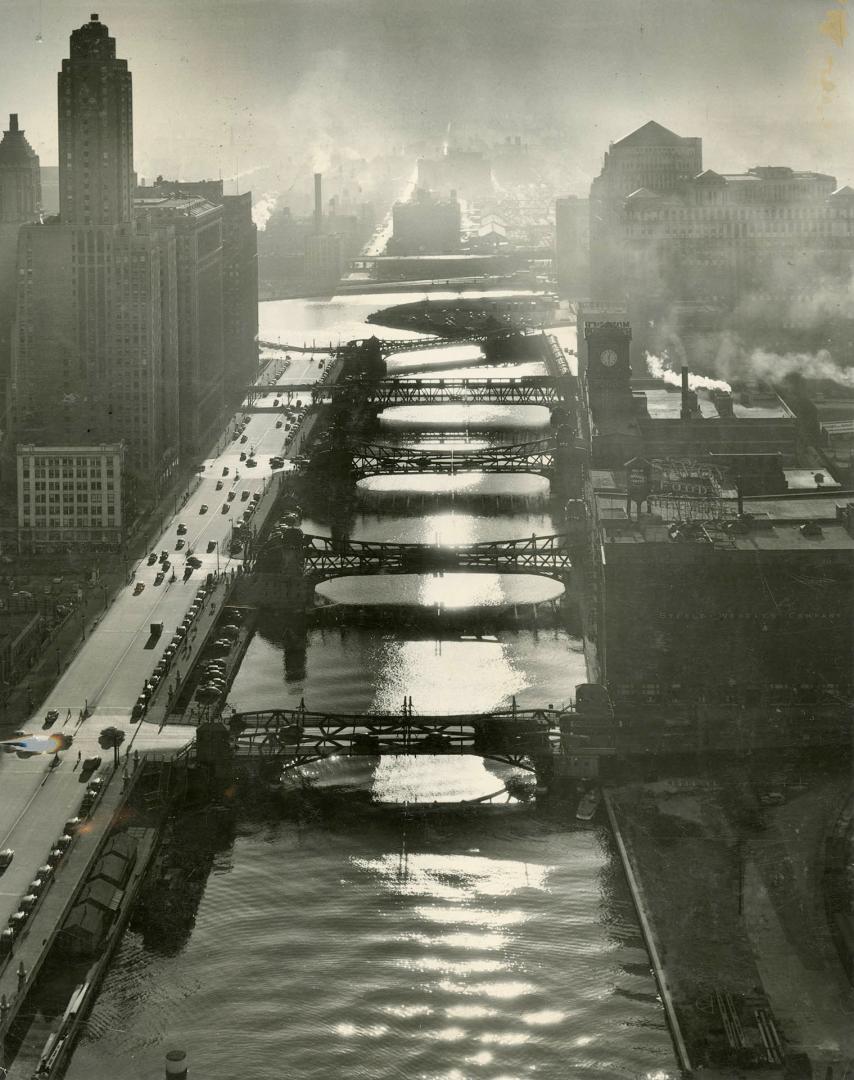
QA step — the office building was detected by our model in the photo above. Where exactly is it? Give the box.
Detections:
[11,15,180,503]
[137,177,258,405]
[58,13,134,227]
[0,115,41,449]
[389,189,461,255]
[135,194,224,458]
[589,121,702,301]
[16,443,124,550]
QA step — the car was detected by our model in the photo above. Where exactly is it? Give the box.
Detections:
[0,850,14,871]
[759,792,785,807]
[216,480,224,491]
[175,538,185,550]
[162,560,171,572]
[270,459,284,470]
[147,552,158,565]
[154,572,165,586]
[222,466,229,476]
[131,701,145,720]
[242,510,252,522]
[187,556,202,569]
[240,434,248,444]
[221,503,229,514]
[207,541,216,553]
[228,491,236,501]
[252,492,261,503]
[44,709,60,727]
[160,550,169,562]
[174,626,186,640]
[239,451,247,462]
[273,398,280,406]
[241,490,250,502]
[276,421,283,429]
[199,504,208,514]
[246,459,257,468]
[63,818,82,836]
[133,582,145,596]
[177,523,187,535]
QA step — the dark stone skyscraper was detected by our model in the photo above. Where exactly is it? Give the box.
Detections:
[0,115,41,446]
[12,15,180,514]
[58,14,133,226]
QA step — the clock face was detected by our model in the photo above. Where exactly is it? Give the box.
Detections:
[600,348,619,368]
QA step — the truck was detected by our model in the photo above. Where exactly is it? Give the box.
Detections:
[150,621,164,638]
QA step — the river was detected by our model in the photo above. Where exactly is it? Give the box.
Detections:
[65,292,677,1080]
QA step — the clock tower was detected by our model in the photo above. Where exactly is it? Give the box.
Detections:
[583,320,633,419]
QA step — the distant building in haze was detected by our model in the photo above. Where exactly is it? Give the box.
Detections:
[389,189,461,256]
[589,121,702,301]
[417,149,493,200]
[554,195,589,297]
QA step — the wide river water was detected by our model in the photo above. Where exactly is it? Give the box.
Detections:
[66,292,677,1080]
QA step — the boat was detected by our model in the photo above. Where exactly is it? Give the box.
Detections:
[576,787,601,822]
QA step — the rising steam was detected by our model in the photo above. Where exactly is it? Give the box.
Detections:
[644,352,732,392]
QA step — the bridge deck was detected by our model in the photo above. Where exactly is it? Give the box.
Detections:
[232,707,567,768]
[294,532,573,580]
[352,437,557,477]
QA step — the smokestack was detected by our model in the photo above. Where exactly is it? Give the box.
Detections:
[680,366,690,420]
[314,172,322,234]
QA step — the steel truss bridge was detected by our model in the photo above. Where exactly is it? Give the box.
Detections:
[297,532,572,580]
[351,437,558,478]
[309,376,561,407]
[257,327,542,361]
[229,705,565,771]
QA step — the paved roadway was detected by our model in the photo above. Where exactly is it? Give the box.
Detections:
[0,363,316,940]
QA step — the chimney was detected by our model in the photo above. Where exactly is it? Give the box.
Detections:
[313,172,322,234]
[680,366,691,420]
[9,114,18,132]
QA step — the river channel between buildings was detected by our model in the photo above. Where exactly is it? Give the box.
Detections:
[63,293,678,1080]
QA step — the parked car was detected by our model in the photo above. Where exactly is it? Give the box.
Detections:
[177,523,187,535]
[221,503,229,514]
[239,451,247,462]
[207,541,216,553]
[154,572,165,586]
[0,850,14,871]
[240,490,250,501]
[147,552,158,565]
[228,491,236,501]
[133,582,145,596]
[216,480,224,490]
[222,466,229,476]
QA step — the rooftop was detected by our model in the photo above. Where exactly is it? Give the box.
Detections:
[635,381,794,421]
[593,492,854,550]
[612,121,695,150]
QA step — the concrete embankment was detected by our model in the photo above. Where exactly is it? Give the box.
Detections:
[602,789,693,1076]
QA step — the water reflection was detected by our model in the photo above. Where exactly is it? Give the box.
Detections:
[315,573,564,610]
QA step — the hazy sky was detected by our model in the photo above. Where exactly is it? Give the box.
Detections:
[3,0,854,194]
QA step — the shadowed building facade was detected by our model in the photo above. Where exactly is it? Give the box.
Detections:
[10,15,180,506]
[0,115,41,452]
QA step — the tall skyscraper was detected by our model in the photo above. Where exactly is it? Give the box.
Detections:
[11,15,180,515]
[58,13,134,226]
[0,115,41,446]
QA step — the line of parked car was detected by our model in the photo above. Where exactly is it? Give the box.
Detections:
[0,772,104,958]
[194,609,244,707]
[131,584,210,720]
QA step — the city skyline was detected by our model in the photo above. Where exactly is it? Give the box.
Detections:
[1,1,853,198]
